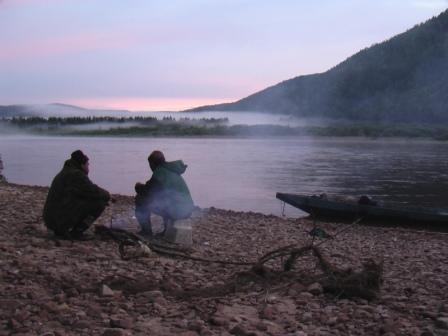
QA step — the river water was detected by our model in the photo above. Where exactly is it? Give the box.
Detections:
[1,135,448,217]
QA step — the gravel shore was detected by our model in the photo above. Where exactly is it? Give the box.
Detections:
[0,181,447,336]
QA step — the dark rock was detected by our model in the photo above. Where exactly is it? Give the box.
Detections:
[110,317,133,329]
[73,320,90,329]
[307,282,323,295]
[7,318,20,330]
[209,316,229,327]
[102,328,128,336]
[230,324,254,336]
[436,317,448,330]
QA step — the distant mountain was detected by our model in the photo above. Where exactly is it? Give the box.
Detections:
[189,10,448,123]
[0,103,130,118]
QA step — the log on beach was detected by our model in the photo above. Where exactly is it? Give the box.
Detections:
[0,181,447,335]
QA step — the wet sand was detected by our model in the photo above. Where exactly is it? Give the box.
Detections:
[0,181,447,335]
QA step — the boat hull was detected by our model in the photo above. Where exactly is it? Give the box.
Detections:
[276,193,448,226]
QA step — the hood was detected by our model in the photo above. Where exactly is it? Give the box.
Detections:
[161,160,187,175]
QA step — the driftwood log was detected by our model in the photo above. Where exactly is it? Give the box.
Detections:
[95,225,383,300]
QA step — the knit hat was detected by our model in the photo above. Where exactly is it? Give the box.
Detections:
[148,150,165,170]
[71,150,89,165]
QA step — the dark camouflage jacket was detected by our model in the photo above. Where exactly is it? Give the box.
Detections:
[43,159,110,232]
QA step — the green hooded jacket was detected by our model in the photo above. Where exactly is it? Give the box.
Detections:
[150,160,194,219]
[43,159,110,232]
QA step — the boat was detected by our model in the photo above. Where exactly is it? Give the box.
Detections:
[276,192,448,226]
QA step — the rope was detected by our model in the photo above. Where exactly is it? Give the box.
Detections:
[103,205,364,267]
[313,216,364,248]
[96,225,254,265]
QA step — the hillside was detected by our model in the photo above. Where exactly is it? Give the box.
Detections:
[189,10,448,123]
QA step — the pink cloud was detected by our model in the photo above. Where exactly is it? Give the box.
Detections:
[0,25,202,63]
[0,32,141,62]
[66,97,234,111]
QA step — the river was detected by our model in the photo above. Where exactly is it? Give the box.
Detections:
[1,135,448,217]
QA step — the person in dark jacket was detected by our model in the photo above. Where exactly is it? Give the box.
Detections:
[0,154,5,182]
[135,150,194,236]
[43,150,110,239]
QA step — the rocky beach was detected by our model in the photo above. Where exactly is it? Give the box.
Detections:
[1,180,448,336]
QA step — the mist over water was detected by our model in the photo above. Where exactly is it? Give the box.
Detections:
[1,135,448,217]
[1,106,309,127]
[141,111,306,126]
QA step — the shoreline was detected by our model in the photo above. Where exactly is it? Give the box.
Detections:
[0,181,447,335]
[1,131,448,141]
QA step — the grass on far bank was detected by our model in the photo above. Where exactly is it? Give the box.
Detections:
[40,124,448,140]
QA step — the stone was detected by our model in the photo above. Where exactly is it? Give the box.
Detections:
[177,332,199,336]
[209,316,229,327]
[65,288,79,297]
[298,292,314,299]
[141,290,164,303]
[187,320,205,332]
[420,330,435,336]
[7,318,20,330]
[261,306,276,320]
[53,331,67,336]
[301,312,313,322]
[265,294,278,303]
[102,329,128,336]
[436,317,448,330]
[292,332,307,336]
[73,320,90,329]
[307,282,323,295]
[217,304,258,319]
[101,285,115,297]
[110,317,133,329]
[230,324,253,336]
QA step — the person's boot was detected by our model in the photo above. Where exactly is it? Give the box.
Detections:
[69,230,95,241]
[68,216,96,241]
[161,218,174,237]
[53,229,71,240]
[137,219,153,236]
[83,215,96,227]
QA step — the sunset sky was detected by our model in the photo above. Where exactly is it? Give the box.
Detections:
[0,0,447,111]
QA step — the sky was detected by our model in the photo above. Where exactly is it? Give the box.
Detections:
[0,0,447,111]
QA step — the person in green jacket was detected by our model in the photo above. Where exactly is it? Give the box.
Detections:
[135,150,194,236]
[43,150,110,240]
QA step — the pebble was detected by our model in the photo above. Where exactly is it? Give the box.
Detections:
[101,285,115,297]
[110,317,133,329]
[436,317,448,330]
[307,282,323,295]
[102,329,128,336]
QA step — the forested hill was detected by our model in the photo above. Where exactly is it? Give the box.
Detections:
[189,10,448,123]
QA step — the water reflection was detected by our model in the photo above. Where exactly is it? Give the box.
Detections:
[270,139,448,207]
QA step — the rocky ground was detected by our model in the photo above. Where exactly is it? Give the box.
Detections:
[0,181,448,336]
